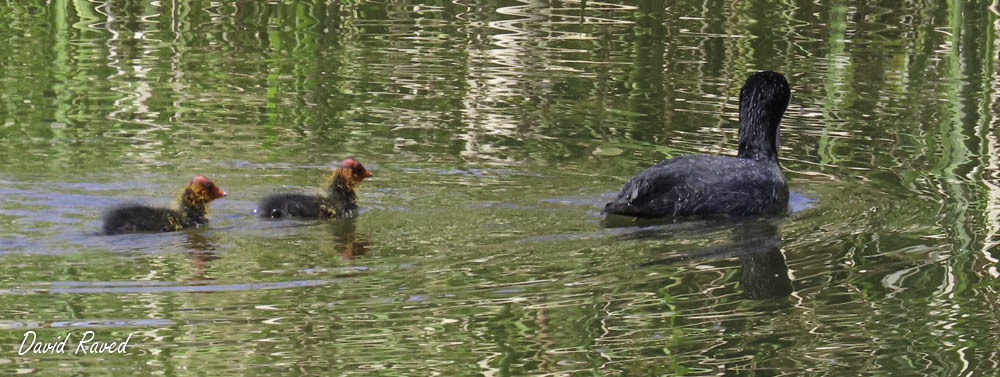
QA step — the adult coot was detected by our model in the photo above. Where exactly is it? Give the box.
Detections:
[603,71,791,218]
[103,175,227,234]
[257,158,372,219]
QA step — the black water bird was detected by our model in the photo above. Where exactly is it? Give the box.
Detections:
[603,71,791,218]
[103,175,227,234]
[257,158,372,219]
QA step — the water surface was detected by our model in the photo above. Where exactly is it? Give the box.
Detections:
[1,1,999,375]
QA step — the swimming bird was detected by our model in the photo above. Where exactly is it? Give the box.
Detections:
[103,175,227,234]
[257,158,372,219]
[603,71,791,218]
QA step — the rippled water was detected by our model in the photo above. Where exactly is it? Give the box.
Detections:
[1,0,1000,375]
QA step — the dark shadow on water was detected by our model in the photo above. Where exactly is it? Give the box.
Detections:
[639,220,793,300]
[601,213,757,240]
[515,214,757,243]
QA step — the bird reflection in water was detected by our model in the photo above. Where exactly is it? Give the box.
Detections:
[184,230,221,280]
[640,220,792,300]
[328,218,371,260]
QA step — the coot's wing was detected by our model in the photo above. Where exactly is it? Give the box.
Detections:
[620,161,681,203]
[604,156,705,217]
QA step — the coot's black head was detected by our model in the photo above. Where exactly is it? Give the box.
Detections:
[737,71,790,161]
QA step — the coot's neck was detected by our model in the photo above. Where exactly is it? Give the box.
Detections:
[178,188,210,223]
[736,100,784,162]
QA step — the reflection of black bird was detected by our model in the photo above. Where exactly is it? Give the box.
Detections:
[640,221,792,300]
[730,221,791,300]
[604,71,790,218]
[257,159,372,219]
[739,246,792,300]
[328,218,370,260]
[184,230,218,253]
[184,230,221,281]
[103,175,227,235]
